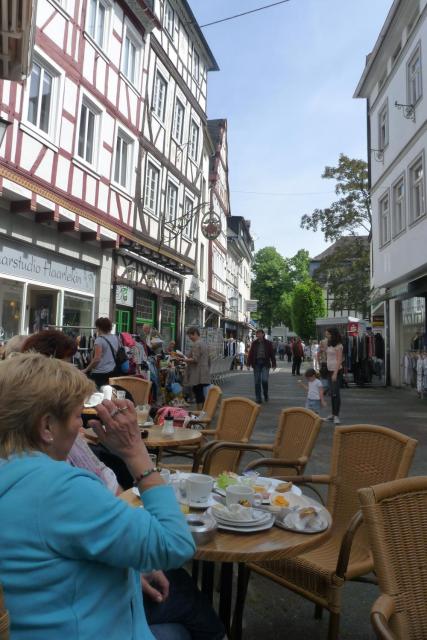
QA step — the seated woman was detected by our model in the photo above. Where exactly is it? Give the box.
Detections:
[0,353,196,639]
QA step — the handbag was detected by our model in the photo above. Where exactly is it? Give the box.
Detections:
[101,335,129,374]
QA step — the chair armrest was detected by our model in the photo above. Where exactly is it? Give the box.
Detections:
[244,455,307,474]
[371,595,397,640]
[191,440,221,472]
[200,429,216,436]
[335,510,364,580]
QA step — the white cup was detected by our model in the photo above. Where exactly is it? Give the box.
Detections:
[185,474,214,504]
[226,484,255,507]
[160,469,171,484]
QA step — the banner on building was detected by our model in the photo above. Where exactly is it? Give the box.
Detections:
[245,300,258,312]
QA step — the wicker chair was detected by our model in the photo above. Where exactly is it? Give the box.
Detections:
[108,376,152,405]
[188,385,222,430]
[198,407,322,478]
[192,397,260,476]
[0,584,9,640]
[243,425,417,640]
[359,476,427,640]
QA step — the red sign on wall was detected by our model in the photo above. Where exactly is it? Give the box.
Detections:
[348,322,359,336]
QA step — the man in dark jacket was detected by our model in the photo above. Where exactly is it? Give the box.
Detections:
[292,337,304,376]
[247,329,276,403]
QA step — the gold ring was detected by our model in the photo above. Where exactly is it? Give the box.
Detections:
[118,406,128,412]
[110,408,120,418]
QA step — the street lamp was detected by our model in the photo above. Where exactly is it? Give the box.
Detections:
[0,117,12,147]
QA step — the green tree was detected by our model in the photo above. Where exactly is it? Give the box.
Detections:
[288,249,310,285]
[314,237,370,317]
[300,154,371,241]
[276,291,293,330]
[300,153,371,316]
[251,247,292,331]
[291,279,326,340]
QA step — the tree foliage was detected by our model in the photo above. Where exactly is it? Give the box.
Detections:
[300,154,371,241]
[251,247,292,331]
[313,237,370,318]
[291,279,326,341]
[288,249,310,285]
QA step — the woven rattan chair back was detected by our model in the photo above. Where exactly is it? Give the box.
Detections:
[108,376,152,406]
[327,425,416,540]
[209,397,260,476]
[359,476,427,640]
[202,385,222,423]
[0,584,10,640]
[270,407,322,476]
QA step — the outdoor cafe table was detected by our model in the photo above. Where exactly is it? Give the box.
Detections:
[120,487,332,640]
[83,423,202,449]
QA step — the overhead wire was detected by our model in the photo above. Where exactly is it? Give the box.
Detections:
[199,0,291,29]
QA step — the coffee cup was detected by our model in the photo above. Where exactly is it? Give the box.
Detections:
[185,474,214,504]
[226,484,255,507]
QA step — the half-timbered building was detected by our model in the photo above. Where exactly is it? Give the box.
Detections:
[0,0,219,346]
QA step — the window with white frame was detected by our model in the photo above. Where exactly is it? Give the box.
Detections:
[164,2,174,38]
[393,177,406,236]
[114,130,133,189]
[409,155,425,223]
[87,0,109,49]
[153,72,167,121]
[122,28,140,87]
[144,162,160,214]
[189,120,199,161]
[408,45,422,105]
[78,100,99,165]
[183,197,193,238]
[173,99,184,143]
[378,103,388,149]
[379,193,390,246]
[27,59,57,135]
[193,49,200,83]
[166,182,178,224]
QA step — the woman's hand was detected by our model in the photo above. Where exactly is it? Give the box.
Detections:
[332,372,338,382]
[89,400,146,465]
[141,571,170,603]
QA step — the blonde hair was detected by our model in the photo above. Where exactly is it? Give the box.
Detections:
[3,334,27,359]
[0,353,95,457]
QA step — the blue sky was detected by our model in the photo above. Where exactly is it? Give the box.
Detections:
[189,0,393,259]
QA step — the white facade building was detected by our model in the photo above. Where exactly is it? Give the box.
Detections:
[355,0,427,385]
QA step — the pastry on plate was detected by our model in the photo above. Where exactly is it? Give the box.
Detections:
[275,481,293,493]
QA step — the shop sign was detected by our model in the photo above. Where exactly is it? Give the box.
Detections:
[115,285,134,307]
[0,239,96,294]
[245,299,258,312]
[372,315,384,327]
[348,321,359,336]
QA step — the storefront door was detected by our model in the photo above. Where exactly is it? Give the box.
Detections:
[161,301,177,343]
[116,308,132,333]
[27,286,58,333]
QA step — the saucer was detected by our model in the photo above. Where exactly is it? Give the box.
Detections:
[178,495,217,509]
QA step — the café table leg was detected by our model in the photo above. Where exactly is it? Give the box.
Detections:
[201,561,215,603]
[230,563,250,640]
[218,562,233,635]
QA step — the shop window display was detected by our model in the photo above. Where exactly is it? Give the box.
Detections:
[0,280,24,340]
[63,294,93,328]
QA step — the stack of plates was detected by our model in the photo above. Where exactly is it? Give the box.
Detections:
[207,506,275,533]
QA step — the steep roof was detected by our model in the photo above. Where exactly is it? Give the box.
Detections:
[180,1,219,72]
[312,236,369,261]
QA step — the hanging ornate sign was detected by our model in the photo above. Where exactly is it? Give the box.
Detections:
[201,211,222,240]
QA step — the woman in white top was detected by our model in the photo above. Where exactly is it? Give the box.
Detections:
[325,327,344,425]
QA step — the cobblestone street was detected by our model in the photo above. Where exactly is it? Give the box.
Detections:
[216,361,427,640]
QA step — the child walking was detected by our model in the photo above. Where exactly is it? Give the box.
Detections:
[298,368,326,414]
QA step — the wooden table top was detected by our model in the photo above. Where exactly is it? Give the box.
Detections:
[119,487,332,563]
[84,425,202,448]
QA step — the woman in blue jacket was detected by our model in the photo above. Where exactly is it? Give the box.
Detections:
[0,353,196,640]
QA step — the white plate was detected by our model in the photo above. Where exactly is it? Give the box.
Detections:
[214,476,302,503]
[276,511,330,534]
[215,515,275,533]
[208,506,271,527]
[178,495,217,509]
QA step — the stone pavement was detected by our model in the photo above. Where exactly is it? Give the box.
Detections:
[214,360,427,639]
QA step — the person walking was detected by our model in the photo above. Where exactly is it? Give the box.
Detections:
[181,327,211,410]
[247,329,276,403]
[285,342,292,363]
[298,368,327,414]
[278,341,285,361]
[237,339,246,370]
[291,337,304,376]
[325,327,344,425]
